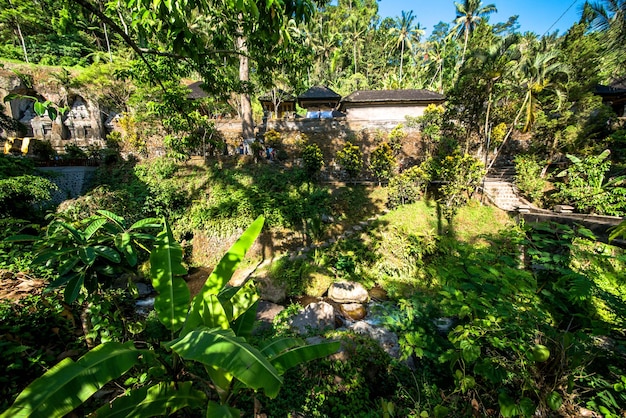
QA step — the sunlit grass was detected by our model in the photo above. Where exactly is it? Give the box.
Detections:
[379,198,513,244]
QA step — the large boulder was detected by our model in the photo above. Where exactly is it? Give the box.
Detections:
[303,268,334,297]
[345,321,400,359]
[254,300,285,334]
[255,276,287,304]
[289,301,336,334]
[328,281,369,303]
[340,303,367,321]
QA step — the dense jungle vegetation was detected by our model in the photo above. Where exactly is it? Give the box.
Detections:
[1,0,626,417]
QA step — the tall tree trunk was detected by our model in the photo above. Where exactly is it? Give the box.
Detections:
[8,0,29,63]
[487,92,529,171]
[117,8,129,35]
[237,31,254,141]
[103,23,113,62]
[353,40,358,74]
[461,24,469,65]
[482,86,493,158]
[16,24,29,63]
[399,41,404,83]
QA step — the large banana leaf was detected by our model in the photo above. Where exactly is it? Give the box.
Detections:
[184,216,264,333]
[260,337,304,358]
[167,327,283,398]
[267,340,341,375]
[206,364,235,400]
[92,381,205,418]
[151,219,189,332]
[201,215,264,295]
[206,401,240,418]
[0,342,141,418]
[231,299,258,339]
[228,280,259,324]
[179,295,230,336]
[216,281,259,334]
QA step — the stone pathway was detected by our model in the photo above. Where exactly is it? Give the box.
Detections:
[482,166,531,211]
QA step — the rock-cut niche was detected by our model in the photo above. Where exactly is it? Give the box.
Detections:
[63,96,94,140]
[8,92,37,137]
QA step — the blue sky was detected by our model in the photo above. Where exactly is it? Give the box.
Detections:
[377,0,585,37]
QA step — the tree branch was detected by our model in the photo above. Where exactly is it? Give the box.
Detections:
[70,0,169,93]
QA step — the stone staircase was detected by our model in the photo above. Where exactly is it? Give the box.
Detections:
[482,166,528,211]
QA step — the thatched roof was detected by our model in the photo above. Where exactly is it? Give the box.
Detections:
[186,81,210,99]
[595,76,626,96]
[297,85,341,100]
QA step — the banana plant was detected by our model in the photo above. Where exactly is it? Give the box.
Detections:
[7,210,161,302]
[3,93,69,121]
[1,215,340,417]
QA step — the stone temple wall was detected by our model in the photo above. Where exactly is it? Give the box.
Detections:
[1,68,107,154]
[0,67,423,164]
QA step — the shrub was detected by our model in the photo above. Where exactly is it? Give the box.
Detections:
[0,155,57,219]
[388,124,407,154]
[369,142,396,185]
[514,154,545,204]
[264,129,282,148]
[30,140,56,161]
[387,165,430,208]
[336,141,363,182]
[554,150,626,215]
[63,143,87,160]
[301,143,324,180]
[435,153,485,222]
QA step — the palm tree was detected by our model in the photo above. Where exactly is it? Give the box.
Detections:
[464,34,520,160]
[310,17,341,82]
[488,49,569,170]
[473,34,520,140]
[583,0,626,73]
[518,50,569,133]
[453,0,497,64]
[388,10,418,83]
[584,0,626,35]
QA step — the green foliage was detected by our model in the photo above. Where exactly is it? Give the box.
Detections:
[1,216,340,417]
[407,104,445,157]
[117,114,147,156]
[0,155,57,219]
[434,153,485,222]
[268,256,311,296]
[336,141,363,182]
[0,219,48,276]
[3,93,67,121]
[387,165,430,208]
[301,143,324,180]
[514,154,545,203]
[369,142,396,185]
[524,222,626,329]
[370,227,439,287]
[264,129,282,148]
[29,140,56,161]
[174,163,331,240]
[554,150,626,215]
[260,333,416,417]
[0,293,81,411]
[387,123,407,154]
[131,157,190,218]
[21,211,161,302]
[62,143,87,160]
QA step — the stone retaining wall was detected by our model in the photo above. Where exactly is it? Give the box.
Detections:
[38,166,98,205]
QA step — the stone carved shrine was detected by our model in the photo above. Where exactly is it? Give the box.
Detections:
[63,97,94,140]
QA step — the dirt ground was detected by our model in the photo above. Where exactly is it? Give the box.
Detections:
[0,270,47,302]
